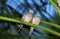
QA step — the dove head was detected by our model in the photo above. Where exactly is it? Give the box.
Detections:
[28,10,34,14]
[34,14,39,17]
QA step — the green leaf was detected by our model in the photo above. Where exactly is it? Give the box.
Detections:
[41,21,60,29]
[49,0,60,16]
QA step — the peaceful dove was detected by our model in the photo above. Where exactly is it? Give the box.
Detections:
[29,14,40,39]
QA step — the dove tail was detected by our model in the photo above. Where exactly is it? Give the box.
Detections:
[17,25,23,33]
[29,27,34,39]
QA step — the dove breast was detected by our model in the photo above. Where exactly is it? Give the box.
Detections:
[32,17,40,25]
[23,14,32,22]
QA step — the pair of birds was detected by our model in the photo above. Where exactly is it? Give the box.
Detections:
[17,10,40,38]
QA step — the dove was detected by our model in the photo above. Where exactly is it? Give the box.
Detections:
[29,14,40,39]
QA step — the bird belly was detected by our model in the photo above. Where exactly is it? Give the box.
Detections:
[24,15,32,22]
[32,18,40,25]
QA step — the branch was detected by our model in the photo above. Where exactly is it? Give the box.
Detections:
[0,16,60,36]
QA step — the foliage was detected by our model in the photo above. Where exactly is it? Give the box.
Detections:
[0,0,60,39]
